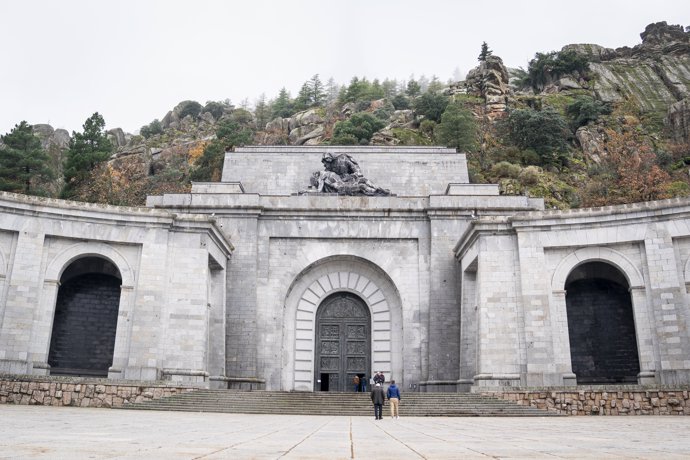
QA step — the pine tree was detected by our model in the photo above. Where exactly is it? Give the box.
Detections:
[254,93,270,129]
[406,79,421,98]
[368,79,385,100]
[309,74,326,107]
[294,82,312,111]
[427,75,444,93]
[478,41,492,61]
[381,79,398,99]
[0,121,55,195]
[417,74,430,93]
[271,88,294,119]
[62,112,113,198]
[437,102,477,151]
[325,77,339,106]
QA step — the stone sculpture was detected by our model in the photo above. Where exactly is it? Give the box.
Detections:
[308,152,390,196]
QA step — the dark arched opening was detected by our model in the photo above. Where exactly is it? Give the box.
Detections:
[48,257,122,377]
[314,292,371,392]
[565,261,640,384]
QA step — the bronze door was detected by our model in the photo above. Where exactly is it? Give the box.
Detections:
[315,293,370,391]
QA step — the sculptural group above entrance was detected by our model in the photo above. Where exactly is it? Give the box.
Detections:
[306,153,390,196]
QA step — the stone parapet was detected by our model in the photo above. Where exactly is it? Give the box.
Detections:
[482,387,690,415]
[0,375,199,408]
[220,146,469,196]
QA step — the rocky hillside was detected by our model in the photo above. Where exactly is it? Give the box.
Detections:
[25,21,690,208]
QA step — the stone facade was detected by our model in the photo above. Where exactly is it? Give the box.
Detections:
[0,194,232,384]
[1,145,690,396]
[456,200,690,388]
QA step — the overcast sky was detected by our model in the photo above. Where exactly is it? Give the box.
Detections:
[1,0,688,136]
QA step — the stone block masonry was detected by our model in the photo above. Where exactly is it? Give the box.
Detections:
[0,375,197,408]
[485,387,690,415]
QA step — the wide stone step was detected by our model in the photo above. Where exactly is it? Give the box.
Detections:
[121,390,559,417]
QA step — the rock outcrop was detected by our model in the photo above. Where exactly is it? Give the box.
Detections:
[576,125,608,163]
[31,124,71,194]
[665,98,690,144]
[567,22,690,113]
[287,109,327,145]
[107,128,128,148]
[463,55,511,119]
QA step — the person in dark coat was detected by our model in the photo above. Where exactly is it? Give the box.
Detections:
[370,383,386,420]
[386,379,401,418]
[373,371,385,386]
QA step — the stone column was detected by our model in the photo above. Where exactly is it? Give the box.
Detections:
[424,217,465,391]
[222,214,260,386]
[629,286,657,384]
[516,231,569,386]
[207,266,227,388]
[549,290,576,385]
[108,285,135,379]
[26,278,60,375]
[124,236,169,380]
[643,224,690,384]
[0,231,45,374]
[473,233,522,389]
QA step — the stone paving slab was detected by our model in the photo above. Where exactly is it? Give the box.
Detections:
[1,406,689,459]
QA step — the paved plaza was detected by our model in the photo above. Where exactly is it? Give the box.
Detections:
[1,406,689,459]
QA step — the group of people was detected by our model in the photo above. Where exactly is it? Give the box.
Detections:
[352,371,385,393]
[368,371,401,420]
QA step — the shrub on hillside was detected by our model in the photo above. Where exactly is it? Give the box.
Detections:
[414,92,449,123]
[566,96,611,129]
[506,107,570,168]
[491,161,521,179]
[178,100,203,119]
[526,50,589,91]
[140,119,163,138]
[331,113,385,145]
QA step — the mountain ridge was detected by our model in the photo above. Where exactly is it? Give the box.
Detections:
[6,21,690,209]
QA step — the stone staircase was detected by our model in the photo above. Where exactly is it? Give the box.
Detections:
[120,390,560,417]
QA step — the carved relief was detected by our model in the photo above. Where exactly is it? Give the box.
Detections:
[347,325,366,339]
[347,341,366,355]
[347,357,366,370]
[321,340,339,354]
[320,324,340,338]
[320,357,339,371]
[321,298,368,318]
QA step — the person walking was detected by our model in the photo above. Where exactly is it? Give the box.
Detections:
[370,383,386,420]
[373,371,385,386]
[353,375,360,392]
[387,379,401,419]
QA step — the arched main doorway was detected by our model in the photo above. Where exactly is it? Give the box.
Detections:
[314,292,371,391]
[48,257,122,377]
[565,261,640,383]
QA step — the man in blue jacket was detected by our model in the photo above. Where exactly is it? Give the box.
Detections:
[387,379,401,419]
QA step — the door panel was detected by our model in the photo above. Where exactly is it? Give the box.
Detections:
[315,293,371,391]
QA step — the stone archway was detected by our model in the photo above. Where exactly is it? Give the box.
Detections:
[30,242,136,378]
[565,261,640,383]
[48,256,122,377]
[549,246,656,384]
[282,256,403,391]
